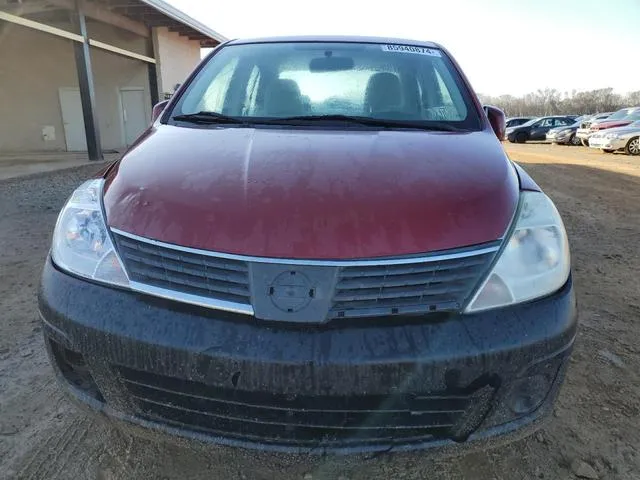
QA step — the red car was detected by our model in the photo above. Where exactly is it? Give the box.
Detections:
[39,36,576,454]
[589,106,640,133]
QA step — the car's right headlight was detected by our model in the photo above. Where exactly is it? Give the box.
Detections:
[465,191,570,313]
[51,179,129,287]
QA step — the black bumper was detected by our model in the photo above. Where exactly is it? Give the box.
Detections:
[39,257,577,454]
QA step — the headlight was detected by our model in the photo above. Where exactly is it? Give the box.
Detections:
[51,179,129,286]
[465,192,570,313]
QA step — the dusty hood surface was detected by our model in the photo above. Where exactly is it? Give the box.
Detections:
[104,125,519,259]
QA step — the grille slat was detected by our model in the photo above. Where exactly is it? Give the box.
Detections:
[334,285,469,302]
[132,394,458,430]
[114,233,251,305]
[339,257,488,279]
[337,270,479,289]
[118,237,248,272]
[118,367,479,446]
[124,252,248,284]
[331,250,495,318]
[128,265,250,298]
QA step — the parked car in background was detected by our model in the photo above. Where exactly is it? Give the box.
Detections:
[588,120,640,155]
[579,107,640,147]
[576,112,613,146]
[505,117,533,128]
[39,36,576,455]
[546,118,584,145]
[506,116,575,143]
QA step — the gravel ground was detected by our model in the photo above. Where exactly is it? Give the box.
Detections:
[1,144,639,479]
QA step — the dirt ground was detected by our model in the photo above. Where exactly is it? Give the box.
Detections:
[1,144,639,480]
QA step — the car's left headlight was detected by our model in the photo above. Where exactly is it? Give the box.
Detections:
[465,191,570,313]
[51,179,129,286]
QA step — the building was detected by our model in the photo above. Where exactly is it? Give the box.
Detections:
[0,0,225,159]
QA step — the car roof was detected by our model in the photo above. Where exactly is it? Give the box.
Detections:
[226,35,440,48]
[616,106,640,113]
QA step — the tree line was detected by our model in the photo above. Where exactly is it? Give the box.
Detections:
[478,88,640,118]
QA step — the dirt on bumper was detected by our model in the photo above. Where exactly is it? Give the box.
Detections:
[39,257,577,455]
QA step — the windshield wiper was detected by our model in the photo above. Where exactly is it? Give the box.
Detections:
[172,111,248,125]
[265,114,464,131]
[172,112,464,131]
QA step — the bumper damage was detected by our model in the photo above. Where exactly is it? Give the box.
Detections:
[39,258,577,454]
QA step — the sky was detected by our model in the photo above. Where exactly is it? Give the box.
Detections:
[167,0,640,97]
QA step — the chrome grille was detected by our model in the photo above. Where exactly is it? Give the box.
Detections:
[114,233,251,304]
[330,250,495,318]
[113,230,497,320]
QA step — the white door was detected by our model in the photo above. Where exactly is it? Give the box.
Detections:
[59,88,87,151]
[120,89,148,147]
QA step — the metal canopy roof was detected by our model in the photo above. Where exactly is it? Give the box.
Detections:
[119,0,226,46]
[1,0,226,47]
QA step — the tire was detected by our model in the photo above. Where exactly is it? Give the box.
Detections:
[625,136,640,156]
[581,139,589,147]
[602,149,615,154]
[515,132,527,144]
[570,134,581,146]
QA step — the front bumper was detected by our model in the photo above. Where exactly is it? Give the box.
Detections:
[589,137,624,150]
[39,258,577,454]
[547,132,573,144]
[576,129,592,140]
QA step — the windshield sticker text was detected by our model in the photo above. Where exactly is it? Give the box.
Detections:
[381,45,442,57]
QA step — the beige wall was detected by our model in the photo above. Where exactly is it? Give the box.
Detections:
[0,24,76,151]
[0,22,151,152]
[152,27,201,98]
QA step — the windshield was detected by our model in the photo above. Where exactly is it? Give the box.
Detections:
[608,108,633,120]
[624,110,640,121]
[516,117,541,127]
[170,42,481,130]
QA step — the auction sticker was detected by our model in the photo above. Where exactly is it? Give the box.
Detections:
[382,44,441,57]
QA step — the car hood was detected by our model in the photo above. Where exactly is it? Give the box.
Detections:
[592,119,633,130]
[104,125,519,259]
[595,124,640,135]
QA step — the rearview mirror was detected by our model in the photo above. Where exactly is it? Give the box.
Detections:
[309,56,354,72]
[152,100,169,123]
[484,105,505,140]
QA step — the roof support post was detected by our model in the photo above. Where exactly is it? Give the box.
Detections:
[147,35,159,106]
[71,0,103,161]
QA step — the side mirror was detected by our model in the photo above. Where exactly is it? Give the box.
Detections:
[151,100,169,123]
[483,105,506,140]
